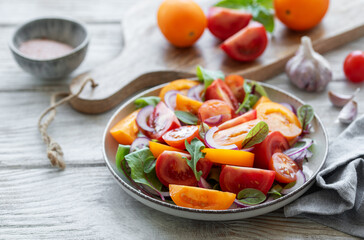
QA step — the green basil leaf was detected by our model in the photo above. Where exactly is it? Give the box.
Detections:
[196,65,225,89]
[175,111,198,125]
[284,181,297,190]
[268,184,282,197]
[237,188,266,205]
[184,138,206,181]
[236,81,267,113]
[241,121,269,149]
[297,105,314,130]
[251,81,268,97]
[115,144,131,175]
[134,96,160,109]
[125,148,162,191]
[214,0,274,32]
[144,157,157,174]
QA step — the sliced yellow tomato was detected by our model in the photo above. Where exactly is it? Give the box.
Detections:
[169,184,236,210]
[253,96,271,109]
[202,148,254,167]
[175,94,203,115]
[149,141,186,158]
[110,109,140,145]
[159,79,199,101]
[256,102,302,141]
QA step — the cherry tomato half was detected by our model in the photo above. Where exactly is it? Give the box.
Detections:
[162,125,199,149]
[205,79,239,110]
[213,119,260,149]
[156,151,212,187]
[253,131,289,170]
[207,7,252,41]
[220,21,268,62]
[147,102,181,141]
[198,99,233,125]
[269,152,299,183]
[169,184,236,210]
[219,165,275,195]
[343,50,364,83]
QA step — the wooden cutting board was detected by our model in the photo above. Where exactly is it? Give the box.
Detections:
[69,0,364,114]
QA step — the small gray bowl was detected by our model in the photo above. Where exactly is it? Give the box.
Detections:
[9,17,89,79]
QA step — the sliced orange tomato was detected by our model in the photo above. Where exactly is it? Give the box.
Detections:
[169,184,236,210]
[162,125,199,149]
[198,99,233,124]
[159,79,199,101]
[175,94,203,115]
[202,148,254,167]
[149,141,186,158]
[110,109,140,145]
[256,102,302,141]
[252,96,271,109]
[225,74,245,102]
[213,119,261,149]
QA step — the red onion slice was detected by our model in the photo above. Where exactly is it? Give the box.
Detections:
[164,90,179,110]
[136,105,155,132]
[204,127,238,150]
[204,115,223,126]
[284,138,313,157]
[280,102,297,115]
[241,147,254,152]
[280,170,306,195]
[130,137,150,152]
[187,84,204,102]
[198,177,212,189]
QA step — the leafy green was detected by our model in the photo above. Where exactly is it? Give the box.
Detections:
[184,138,206,181]
[284,181,297,190]
[115,144,131,175]
[237,188,267,205]
[268,184,283,198]
[199,122,210,139]
[134,96,160,109]
[241,121,269,149]
[125,148,162,191]
[175,111,199,125]
[214,0,274,32]
[236,81,267,113]
[297,105,314,130]
[196,65,225,89]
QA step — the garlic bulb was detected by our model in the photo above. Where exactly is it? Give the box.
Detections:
[286,36,332,92]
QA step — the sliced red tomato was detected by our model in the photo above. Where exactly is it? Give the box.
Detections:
[162,125,199,149]
[207,7,252,41]
[219,165,275,195]
[169,184,236,210]
[198,99,233,125]
[213,119,261,149]
[146,102,181,141]
[220,21,268,62]
[225,74,245,102]
[218,109,257,130]
[205,79,239,110]
[269,152,299,183]
[156,151,212,187]
[253,131,289,170]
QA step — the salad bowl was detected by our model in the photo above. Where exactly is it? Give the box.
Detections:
[102,81,328,221]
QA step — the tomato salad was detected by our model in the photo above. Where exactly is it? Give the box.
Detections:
[110,66,315,210]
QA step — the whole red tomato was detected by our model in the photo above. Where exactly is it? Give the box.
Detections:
[344,51,364,83]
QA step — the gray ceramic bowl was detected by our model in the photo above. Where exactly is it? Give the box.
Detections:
[103,81,328,221]
[9,17,89,79]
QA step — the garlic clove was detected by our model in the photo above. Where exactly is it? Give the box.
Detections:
[338,100,358,124]
[328,88,360,107]
[286,36,332,92]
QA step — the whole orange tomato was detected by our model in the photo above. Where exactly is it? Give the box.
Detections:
[157,0,207,47]
[274,0,329,31]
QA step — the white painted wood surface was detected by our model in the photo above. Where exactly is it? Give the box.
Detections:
[1,0,363,239]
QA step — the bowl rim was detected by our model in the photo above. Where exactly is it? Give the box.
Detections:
[102,80,329,215]
[8,16,89,62]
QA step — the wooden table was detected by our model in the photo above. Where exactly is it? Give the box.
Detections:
[1,1,362,239]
